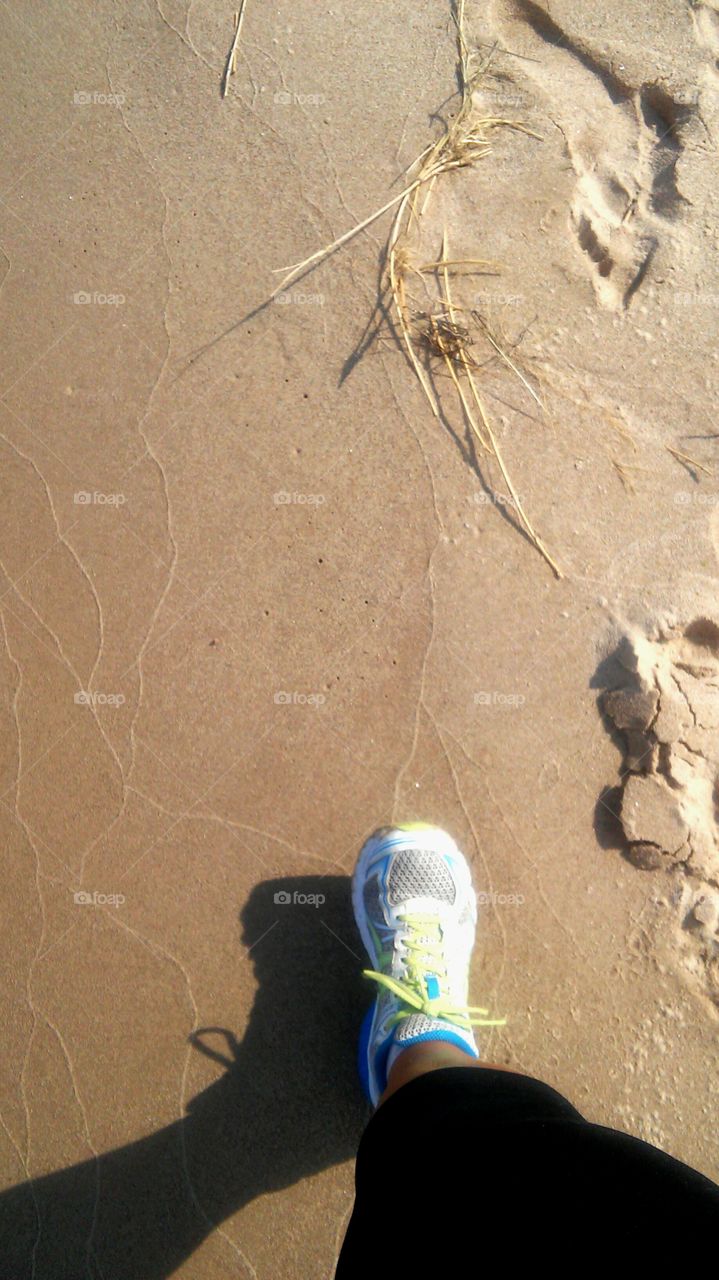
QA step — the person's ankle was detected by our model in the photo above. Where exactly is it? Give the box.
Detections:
[380,1040,479,1103]
[380,1042,524,1104]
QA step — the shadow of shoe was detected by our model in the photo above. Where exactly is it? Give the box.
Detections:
[0,875,368,1279]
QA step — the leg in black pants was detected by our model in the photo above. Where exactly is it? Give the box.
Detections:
[336,1066,719,1275]
[345,827,719,1272]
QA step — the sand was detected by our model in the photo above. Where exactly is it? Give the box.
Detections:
[1,0,719,1275]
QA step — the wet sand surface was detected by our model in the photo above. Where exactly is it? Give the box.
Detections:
[1,1,719,1275]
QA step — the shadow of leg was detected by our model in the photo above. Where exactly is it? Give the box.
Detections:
[0,876,368,1279]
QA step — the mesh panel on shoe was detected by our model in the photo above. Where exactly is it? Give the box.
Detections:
[394,1013,476,1053]
[395,1013,444,1041]
[387,850,455,906]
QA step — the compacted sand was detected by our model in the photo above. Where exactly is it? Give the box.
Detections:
[1,1,719,1275]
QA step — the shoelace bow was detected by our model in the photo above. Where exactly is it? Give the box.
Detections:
[362,912,506,1030]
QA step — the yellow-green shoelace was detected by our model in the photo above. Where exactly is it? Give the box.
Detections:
[362,912,506,1031]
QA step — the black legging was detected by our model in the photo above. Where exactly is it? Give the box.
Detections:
[335,1067,719,1273]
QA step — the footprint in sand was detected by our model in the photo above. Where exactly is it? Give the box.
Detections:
[601,619,719,1002]
[689,0,719,82]
[489,0,693,310]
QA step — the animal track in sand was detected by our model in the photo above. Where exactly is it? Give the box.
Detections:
[601,619,719,1004]
[490,0,693,309]
[689,1,719,81]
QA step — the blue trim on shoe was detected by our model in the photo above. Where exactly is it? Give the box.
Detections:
[358,1004,397,1105]
[357,1005,375,1102]
[396,1028,479,1058]
[372,1025,395,1101]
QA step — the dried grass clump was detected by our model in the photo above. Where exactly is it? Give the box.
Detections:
[271,1,561,576]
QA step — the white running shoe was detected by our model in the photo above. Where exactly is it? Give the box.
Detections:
[352,823,505,1106]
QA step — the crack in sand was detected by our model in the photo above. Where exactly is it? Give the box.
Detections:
[128,783,343,869]
[0,606,102,1275]
[371,354,447,818]
[106,901,258,1277]
[0,607,36,1166]
[0,570,126,834]
[0,42,190,1260]
[44,1010,102,1278]
[433,723,509,1029]
[0,243,11,307]
[154,0,216,77]
[0,431,105,679]
[103,50,184,823]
